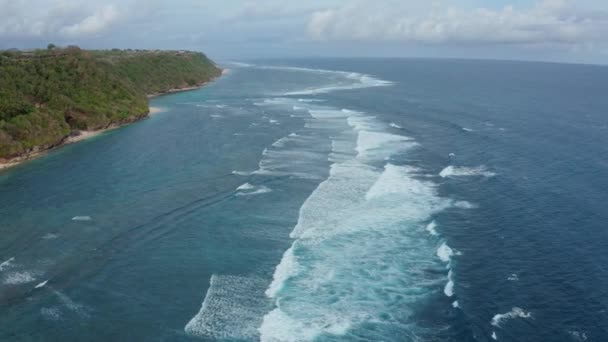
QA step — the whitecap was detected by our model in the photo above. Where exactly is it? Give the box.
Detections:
[437,242,455,263]
[0,257,15,271]
[568,330,588,341]
[452,300,460,308]
[232,170,252,176]
[35,280,48,289]
[226,61,253,67]
[185,275,268,340]
[42,233,59,240]
[491,307,532,327]
[507,273,519,281]
[444,270,455,297]
[453,201,477,209]
[389,122,403,129]
[440,165,496,178]
[265,67,393,96]
[72,216,92,221]
[462,127,474,132]
[236,183,272,196]
[236,183,256,191]
[266,247,300,298]
[4,271,36,285]
[425,221,439,236]
[492,331,498,340]
[356,131,415,160]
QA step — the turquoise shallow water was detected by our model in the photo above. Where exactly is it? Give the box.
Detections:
[1,60,608,341]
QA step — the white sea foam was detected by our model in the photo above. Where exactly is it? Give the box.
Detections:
[226,61,254,67]
[437,242,455,263]
[444,270,455,297]
[266,247,300,298]
[491,307,532,327]
[266,67,393,96]
[35,280,48,288]
[260,109,454,340]
[508,273,519,281]
[4,271,36,285]
[492,331,498,340]
[437,241,461,298]
[347,115,381,131]
[185,275,269,340]
[462,127,474,132]
[454,201,477,209]
[232,170,252,176]
[237,183,256,191]
[297,99,324,103]
[236,183,272,196]
[390,122,403,129]
[365,164,436,203]
[72,216,92,221]
[258,99,474,340]
[452,300,460,308]
[0,257,15,271]
[426,221,439,236]
[53,290,89,317]
[568,330,588,341]
[356,131,415,159]
[40,307,62,321]
[440,165,496,178]
[42,233,59,240]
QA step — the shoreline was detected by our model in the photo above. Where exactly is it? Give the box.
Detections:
[0,70,226,172]
[147,69,228,99]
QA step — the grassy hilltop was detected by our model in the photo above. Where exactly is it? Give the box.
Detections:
[0,46,221,159]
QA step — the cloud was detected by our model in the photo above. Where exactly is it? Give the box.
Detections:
[0,1,123,38]
[60,5,119,36]
[307,0,608,47]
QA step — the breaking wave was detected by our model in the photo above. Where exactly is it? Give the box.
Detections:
[185,275,269,340]
[440,165,496,178]
[491,307,532,327]
[259,104,468,341]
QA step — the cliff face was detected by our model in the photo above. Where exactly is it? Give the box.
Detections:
[0,47,221,160]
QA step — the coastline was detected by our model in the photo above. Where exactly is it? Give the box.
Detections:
[0,69,226,172]
[147,69,228,99]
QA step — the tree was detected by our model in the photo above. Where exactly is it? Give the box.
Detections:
[47,43,56,50]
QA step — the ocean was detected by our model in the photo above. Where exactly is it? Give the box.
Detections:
[0,59,607,341]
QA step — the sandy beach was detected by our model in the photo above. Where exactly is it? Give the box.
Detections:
[0,126,120,171]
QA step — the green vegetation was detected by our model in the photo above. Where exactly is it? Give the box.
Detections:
[0,47,221,159]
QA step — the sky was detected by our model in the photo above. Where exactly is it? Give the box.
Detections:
[1,0,608,64]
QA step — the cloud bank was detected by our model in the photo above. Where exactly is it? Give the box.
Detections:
[0,0,121,38]
[0,0,607,63]
[308,0,608,47]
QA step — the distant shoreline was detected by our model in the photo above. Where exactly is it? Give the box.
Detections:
[0,69,226,172]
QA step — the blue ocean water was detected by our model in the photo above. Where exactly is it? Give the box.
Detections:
[0,59,607,341]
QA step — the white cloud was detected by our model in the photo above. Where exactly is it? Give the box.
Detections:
[0,1,123,38]
[60,5,119,36]
[307,0,608,47]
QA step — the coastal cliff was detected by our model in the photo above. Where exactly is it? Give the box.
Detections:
[0,47,221,164]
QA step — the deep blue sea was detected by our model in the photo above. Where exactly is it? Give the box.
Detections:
[1,59,607,342]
